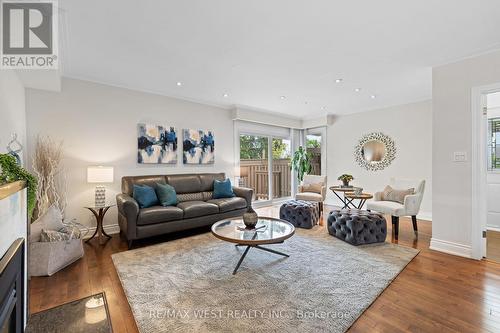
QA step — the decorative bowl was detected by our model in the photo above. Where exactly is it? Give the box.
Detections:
[354,187,363,195]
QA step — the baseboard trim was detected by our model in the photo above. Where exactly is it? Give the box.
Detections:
[80,223,121,240]
[429,238,473,259]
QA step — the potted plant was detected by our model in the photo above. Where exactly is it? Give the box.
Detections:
[337,174,354,188]
[291,146,312,182]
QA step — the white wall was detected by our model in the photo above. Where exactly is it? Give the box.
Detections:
[0,70,26,162]
[326,100,432,220]
[26,78,236,230]
[432,49,500,258]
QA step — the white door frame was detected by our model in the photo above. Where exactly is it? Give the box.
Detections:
[471,83,500,259]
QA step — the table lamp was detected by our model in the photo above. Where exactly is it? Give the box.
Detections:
[87,166,114,207]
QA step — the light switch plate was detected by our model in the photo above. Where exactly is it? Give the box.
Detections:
[453,151,467,162]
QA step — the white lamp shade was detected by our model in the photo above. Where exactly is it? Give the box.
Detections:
[87,166,114,183]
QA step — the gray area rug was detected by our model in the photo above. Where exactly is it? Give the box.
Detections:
[112,227,418,333]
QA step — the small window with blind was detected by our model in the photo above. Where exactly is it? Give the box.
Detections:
[488,118,500,170]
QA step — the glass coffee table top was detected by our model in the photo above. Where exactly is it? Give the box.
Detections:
[212,217,295,275]
[211,217,295,245]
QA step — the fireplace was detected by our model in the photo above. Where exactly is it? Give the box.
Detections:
[0,239,24,333]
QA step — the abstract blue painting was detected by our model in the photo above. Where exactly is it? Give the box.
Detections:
[137,124,177,164]
[183,129,215,164]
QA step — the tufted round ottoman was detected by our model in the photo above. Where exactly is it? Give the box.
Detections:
[327,209,387,245]
[279,200,319,229]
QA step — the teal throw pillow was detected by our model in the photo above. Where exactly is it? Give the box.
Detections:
[213,179,235,199]
[133,184,159,208]
[155,183,178,206]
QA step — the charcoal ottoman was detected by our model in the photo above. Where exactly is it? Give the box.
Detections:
[279,200,319,229]
[327,209,386,245]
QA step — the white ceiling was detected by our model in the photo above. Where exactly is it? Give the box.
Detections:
[59,0,500,118]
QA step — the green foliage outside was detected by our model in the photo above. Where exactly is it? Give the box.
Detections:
[306,138,321,148]
[240,135,290,160]
[0,154,37,218]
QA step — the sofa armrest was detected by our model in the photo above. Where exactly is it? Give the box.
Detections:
[233,186,253,209]
[404,194,421,215]
[374,191,383,201]
[116,193,139,226]
[297,185,304,193]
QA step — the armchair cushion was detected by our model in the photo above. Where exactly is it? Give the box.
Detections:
[301,183,322,194]
[295,192,323,202]
[366,200,407,216]
[381,185,414,204]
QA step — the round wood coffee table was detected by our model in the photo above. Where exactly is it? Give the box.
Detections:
[344,192,373,209]
[211,217,295,274]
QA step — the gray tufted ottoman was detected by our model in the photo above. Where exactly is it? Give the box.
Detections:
[327,209,387,245]
[279,200,319,229]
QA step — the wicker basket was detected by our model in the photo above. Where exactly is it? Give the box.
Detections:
[29,238,84,277]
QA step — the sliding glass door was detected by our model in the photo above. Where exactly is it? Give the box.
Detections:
[239,134,292,203]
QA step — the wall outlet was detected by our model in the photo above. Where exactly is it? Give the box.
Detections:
[453,151,467,162]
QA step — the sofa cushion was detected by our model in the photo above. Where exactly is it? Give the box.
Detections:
[199,173,225,191]
[122,175,166,196]
[213,179,235,199]
[133,185,159,208]
[166,174,202,194]
[137,206,184,226]
[155,183,178,206]
[177,192,204,202]
[208,197,247,213]
[177,201,219,218]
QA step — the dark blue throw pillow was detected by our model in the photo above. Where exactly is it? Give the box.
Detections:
[213,179,235,199]
[155,183,178,206]
[133,184,159,208]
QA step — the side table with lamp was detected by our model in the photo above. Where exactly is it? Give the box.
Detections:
[86,166,114,244]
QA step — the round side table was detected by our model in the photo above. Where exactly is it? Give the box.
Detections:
[344,193,373,210]
[84,205,114,244]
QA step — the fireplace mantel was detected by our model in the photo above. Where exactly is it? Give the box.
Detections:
[0,181,26,201]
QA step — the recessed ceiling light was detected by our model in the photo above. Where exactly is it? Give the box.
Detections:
[223,93,229,98]
[176,82,182,86]
[280,96,286,100]
[304,101,308,105]
[354,88,361,92]
[321,106,326,110]
[370,95,377,99]
[335,78,343,83]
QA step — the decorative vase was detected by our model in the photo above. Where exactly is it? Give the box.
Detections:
[342,179,350,188]
[243,208,258,229]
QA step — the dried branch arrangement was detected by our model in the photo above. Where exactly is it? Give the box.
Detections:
[32,135,67,220]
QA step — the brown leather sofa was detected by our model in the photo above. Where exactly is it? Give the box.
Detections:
[116,173,253,247]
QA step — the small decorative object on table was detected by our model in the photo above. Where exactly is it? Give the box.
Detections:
[353,187,363,195]
[338,174,354,188]
[242,207,258,228]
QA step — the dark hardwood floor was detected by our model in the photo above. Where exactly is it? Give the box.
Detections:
[29,205,500,332]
